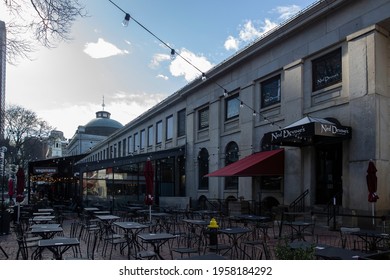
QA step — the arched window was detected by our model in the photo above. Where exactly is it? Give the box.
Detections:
[198,148,209,190]
[225,142,239,190]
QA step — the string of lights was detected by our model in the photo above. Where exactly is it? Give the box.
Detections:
[107,0,282,130]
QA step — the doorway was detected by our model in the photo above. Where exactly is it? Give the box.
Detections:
[315,142,343,205]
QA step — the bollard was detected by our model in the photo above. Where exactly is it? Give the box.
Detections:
[207,218,219,247]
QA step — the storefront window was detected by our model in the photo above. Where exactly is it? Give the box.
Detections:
[260,176,283,191]
[225,142,239,190]
[198,148,209,190]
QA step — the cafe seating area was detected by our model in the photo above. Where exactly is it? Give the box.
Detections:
[0,203,389,260]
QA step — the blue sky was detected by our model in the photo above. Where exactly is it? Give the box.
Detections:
[2,0,316,139]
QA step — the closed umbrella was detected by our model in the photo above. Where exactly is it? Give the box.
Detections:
[8,179,14,199]
[144,158,154,222]
[16,168,25,223]
[367,161,378,226]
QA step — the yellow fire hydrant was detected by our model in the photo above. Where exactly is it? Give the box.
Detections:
[207,218,219,246]
[208,218,219,229]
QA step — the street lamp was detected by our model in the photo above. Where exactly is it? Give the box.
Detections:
[0,147,7,207]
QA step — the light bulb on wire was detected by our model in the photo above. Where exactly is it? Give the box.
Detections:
[170,49,176,60]
[122,13,130,27]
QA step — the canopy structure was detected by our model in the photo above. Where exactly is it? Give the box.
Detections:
[205,148,284,177]
[262,116,352,147]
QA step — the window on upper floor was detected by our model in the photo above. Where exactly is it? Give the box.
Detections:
[198,107,209,130]
[156,120,162,144]
[166,115,173,140]
[225,94,240,120]
[261,74,281,108]
[312,48,342,91]
[117,141,121,157]
[134,132,139,152]
[140,129,146,150]
[128,135,133,154]
[122,138,127,156]
[177,109,186,137]
[147,125,153,147]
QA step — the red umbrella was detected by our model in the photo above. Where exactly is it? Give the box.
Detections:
[144,159,154,205]
[367,161,379,203]
[16,167,25,203]
[367,161,379,226]
[8,178,14,198]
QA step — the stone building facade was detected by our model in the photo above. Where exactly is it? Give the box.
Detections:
[75,0,390,218]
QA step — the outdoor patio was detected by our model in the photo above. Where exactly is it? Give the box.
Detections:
[1,204,389,261]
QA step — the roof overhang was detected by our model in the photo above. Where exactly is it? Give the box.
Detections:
[263,117,352,147]
[205,148,284,177]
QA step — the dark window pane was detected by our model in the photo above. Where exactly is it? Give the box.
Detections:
[166,115,173,140]
[156,121,162,144]
[225,142,239,190]
[177,109,186,137]
[225,94,240,120]
[261,75,281,108]
[140,130,145,149]
[199,107,209,130]
[312,48,342,91]
[198,148,209,190]
[147,126,153,147]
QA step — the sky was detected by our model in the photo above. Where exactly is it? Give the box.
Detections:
[1,0,317,139]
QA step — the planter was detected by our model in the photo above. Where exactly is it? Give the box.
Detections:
[0,210,11,235]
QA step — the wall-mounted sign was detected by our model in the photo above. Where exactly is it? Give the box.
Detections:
[33,167,58,174]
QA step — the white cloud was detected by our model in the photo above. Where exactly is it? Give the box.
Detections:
[169,49,214,82]
[239,20,264,42]
[156,74,169,80]
[224,5,301,51]
[112,90,166,109]
[224,35,239,51]
[149,53,170,68]
[275,5,302,21]
[111,90,167,120]
[83,38,129,59]
[224,19,277,51]
[150,49,214,82]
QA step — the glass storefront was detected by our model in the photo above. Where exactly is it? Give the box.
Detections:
[80,147,186,209]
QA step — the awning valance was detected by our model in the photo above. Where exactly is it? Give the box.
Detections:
[262,116,352,147]
[205,148,284,177]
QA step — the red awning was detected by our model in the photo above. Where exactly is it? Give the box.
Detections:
[205,148,284,177]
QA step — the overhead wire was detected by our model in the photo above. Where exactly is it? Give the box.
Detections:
[107,0,282,130]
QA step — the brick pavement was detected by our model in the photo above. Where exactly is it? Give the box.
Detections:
[0,214,342,261]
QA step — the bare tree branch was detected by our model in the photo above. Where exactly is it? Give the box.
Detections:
[1,0,87,64]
